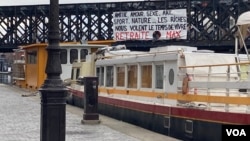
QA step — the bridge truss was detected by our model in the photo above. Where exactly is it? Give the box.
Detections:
[0,0,250,52]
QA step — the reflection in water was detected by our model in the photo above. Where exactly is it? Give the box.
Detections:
[0,73,11,84]
[0,55,11,84]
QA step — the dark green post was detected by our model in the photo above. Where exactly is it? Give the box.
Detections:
[39,0,68,141]
[81,77,100,124]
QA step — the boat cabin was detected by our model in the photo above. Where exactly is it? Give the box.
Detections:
[13,41,110,90]
[79,45,249,112]
[95,45,239,93]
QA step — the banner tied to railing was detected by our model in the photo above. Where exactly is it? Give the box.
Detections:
[113,9,187,41]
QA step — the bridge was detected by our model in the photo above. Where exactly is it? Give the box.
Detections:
[0,0,250,53]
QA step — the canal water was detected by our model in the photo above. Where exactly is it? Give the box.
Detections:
[0,56,12,84]
[0,73,12,84]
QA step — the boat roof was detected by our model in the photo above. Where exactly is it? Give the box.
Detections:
[149,45,197,53]
[20,42,108,50]
[60,43,108,49]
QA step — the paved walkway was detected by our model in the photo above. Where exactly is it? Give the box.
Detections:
[0,84,180,141]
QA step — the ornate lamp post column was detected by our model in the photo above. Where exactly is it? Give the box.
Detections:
[39,0,68,141]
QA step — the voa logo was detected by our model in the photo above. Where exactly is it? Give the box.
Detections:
[226,129,246,136]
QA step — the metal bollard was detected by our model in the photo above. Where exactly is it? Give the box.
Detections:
[81,76,100,124]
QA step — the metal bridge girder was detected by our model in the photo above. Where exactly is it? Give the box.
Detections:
[0,0,250,52]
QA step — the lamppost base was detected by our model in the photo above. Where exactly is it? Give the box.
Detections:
[39,87,68,141]
[81,113,100,124]
[81,119,101,124]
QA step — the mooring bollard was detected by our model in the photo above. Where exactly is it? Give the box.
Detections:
[79,76,100,124]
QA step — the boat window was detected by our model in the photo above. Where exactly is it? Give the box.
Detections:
[27,50,37,64]
[106,66,114,87]
[70,49,78,64]
[80,49,88,61]
[240,64,249,80]
[12,63,25,79]
[169,68,174,85]
[96,67,104,86]
[76,68,80,80]
[155,65,163,89]
[128,65,137,88]
[60,49,67,64]
[141,65,152,88]
[116,66,125,87]
[71,68,73,80]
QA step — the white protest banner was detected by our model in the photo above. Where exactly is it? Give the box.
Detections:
[113,9,187,41]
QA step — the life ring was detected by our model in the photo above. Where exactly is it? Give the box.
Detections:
[182,76,190,94]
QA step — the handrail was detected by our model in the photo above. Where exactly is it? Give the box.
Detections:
[97,48,183,59]
[178,61,250,112]
[179,62,250,69]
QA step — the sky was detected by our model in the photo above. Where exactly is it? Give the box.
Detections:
[0,0,144,6]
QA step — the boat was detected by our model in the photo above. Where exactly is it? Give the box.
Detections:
[66,11,250,141]
[11,40,114,90]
